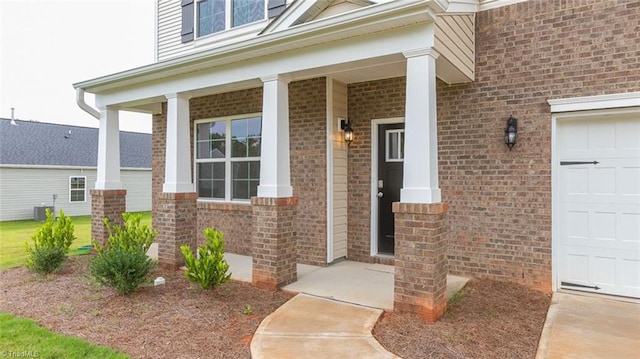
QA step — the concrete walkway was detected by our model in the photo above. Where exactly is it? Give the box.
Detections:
[251,294,399,359]
[536,292,640,359]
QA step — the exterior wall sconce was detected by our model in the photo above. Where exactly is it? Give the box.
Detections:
[504,115,518,150]
[340,118,354,146]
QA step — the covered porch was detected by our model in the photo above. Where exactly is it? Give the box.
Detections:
[75,0,475,321]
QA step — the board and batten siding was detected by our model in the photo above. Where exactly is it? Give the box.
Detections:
[0,167,151,221]
[434,14,475,82]
[157,0,192,61]
[331,79,348,260]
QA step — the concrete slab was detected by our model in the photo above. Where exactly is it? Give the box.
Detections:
[536,292,640,359]
[251,294,399,359]
[221,254,469,310]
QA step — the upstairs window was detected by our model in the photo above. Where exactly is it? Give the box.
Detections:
[197,0,265,37]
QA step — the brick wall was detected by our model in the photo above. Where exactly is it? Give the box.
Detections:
[347,77,406,265]
[151,82,328,266]
[437,0,640,291]
[151,107,166,232]
[289,78,328,266]
[343,0,640,291]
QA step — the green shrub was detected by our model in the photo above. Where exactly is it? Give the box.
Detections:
[181,228,231,289]
[25,209,75,274]
[90,213,157,295]
[94,213,156,253]
[90,248,156,295]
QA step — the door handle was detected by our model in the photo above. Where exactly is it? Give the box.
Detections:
[377,192,383,198]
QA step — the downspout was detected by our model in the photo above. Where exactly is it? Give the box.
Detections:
[75,88,100,119]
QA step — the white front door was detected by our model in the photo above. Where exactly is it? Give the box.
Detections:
[557,111,640,298]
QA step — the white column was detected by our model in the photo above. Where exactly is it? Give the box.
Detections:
[95,106,122,190]
[401,48,441,203]
[163,93,194,193]
[257,75,293,198]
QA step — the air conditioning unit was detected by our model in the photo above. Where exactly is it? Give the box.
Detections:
[33,206,54,221]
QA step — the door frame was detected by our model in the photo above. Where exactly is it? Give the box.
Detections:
[549,92,640,293]
[370,117,404,257]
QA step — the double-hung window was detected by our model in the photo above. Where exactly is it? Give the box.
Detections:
[197,0,266,37]
[69,176,86,202]
[195,114,262,201]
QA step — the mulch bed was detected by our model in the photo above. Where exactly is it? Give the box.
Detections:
[374,279,551,359]
[1,256,551,359]
[0,256,293,359]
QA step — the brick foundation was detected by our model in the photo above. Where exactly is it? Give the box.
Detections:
[91,189,127,248]
[251,197,298,289]
[393,202,448,322]
[156,192,197,268]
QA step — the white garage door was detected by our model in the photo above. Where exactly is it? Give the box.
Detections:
[557,111,640,298]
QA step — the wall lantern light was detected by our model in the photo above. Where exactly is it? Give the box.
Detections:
[504,115,518,150]
[340,118,354,146]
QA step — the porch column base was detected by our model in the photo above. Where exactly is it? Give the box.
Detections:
[91,189,127,248]
[251,197,298,289]
[156,192,197,268]
[392,202,448,322]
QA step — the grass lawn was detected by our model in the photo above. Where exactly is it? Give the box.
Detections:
[0,211,151,270]
[0,313,129,359]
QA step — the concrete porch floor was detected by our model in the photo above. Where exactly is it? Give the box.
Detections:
[224,253,468,311]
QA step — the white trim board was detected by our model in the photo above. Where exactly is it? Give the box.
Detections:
[548,92,640,113]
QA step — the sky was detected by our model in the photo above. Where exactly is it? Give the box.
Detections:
[0,0,155,133]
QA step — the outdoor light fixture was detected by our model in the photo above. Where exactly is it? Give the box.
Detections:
[504,115,518,150]
[340,118,354,146]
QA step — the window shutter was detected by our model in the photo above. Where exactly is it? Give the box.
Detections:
[267,0,286,18]
[181,0,194,43]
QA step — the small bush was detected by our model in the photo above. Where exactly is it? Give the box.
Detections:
[181,228,231,289]
[90,248,156,295]
[25,209,75,274]
[90,213,157,295]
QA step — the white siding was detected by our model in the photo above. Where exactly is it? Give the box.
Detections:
[157,0,193,61]
[331,80,348,260]
[0,167,151,221]
[434,14,475,82]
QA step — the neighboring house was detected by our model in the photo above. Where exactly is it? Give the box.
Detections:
[73,0,640,321]
[0,119,152,221]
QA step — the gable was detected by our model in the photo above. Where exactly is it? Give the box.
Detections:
[263,0,375,34]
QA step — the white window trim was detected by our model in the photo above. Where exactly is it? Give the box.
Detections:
[194,112,262,203]
[69,176,87,203]
[385,129,404,162]
[195,0,268,41]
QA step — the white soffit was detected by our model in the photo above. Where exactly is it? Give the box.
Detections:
[548,92,640,113]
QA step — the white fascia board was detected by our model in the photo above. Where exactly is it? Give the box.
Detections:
[478,0,526,11]
[74,0,440,95]
[446,0,478,12]
[95,23,435,108]
[548,92,640,113]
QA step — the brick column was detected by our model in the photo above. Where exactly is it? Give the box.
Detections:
[91,189,127,248]
[251,197,297,289]
[393,202,448,322]
[156,192,197,268]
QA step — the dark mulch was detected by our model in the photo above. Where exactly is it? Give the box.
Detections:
[374,279,551,359]
[0,256,293,359]
[1,256,551,359]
